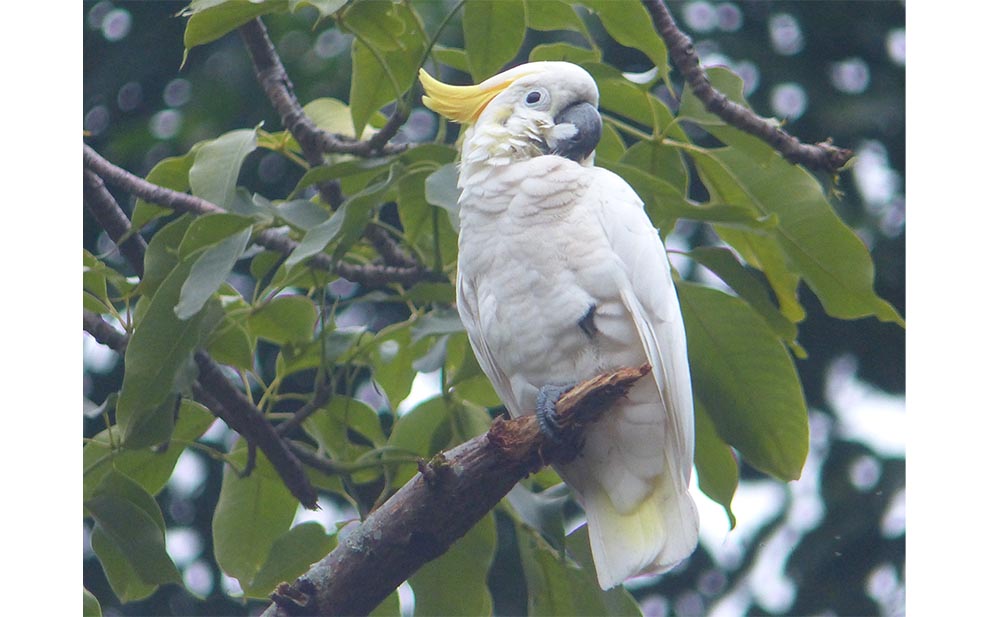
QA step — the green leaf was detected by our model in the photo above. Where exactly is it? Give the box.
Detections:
[213,444,299,590]
[83,588,102,617]
[693,147,904,325]
[188,128,259,210]
[339,0,405,52]
[369,326,422,411]
[117,258,220,448]
[132,149,198,230]
[348,3,427,136]
[581,0,668,76]
[85,471,182,595]
[424,163,461,231]
[183,0,288,51]
[411,307,464,343]
[694,399,738,528]
[83,400,215,501]
[207,308,256,369]
[594,122,625,164]
[287,164,398,266]
[525,0,589,35]
[715,225,806,324]
[409,513,496,616]
[176,226,252,320]
[245,522,335,598]
[620,140,688,195]
[90,526,157,603]
[302,98,362,137]
[463,0,526,81]
[303,396,387,483]
[678,282,808,481]
[528,42,600,65]
[687,246,801,352]
[387,396,451,485]
[249,295,318,344]
[516,520,639,616]
[431,44,470,73]
[141,215,194,299]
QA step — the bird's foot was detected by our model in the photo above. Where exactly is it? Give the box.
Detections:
[536,383,576,445]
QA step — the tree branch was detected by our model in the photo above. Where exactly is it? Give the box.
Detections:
[83,144,441,287]
[238,18,408,161]
[238,18,419,274]
[261,364,652,616]
[81,165,319,508]
[642,0,853,173]
[83,168,147,277]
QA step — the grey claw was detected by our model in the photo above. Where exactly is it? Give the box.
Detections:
[536,383,575,445]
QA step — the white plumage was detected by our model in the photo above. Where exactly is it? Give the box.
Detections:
[420,61,699,589]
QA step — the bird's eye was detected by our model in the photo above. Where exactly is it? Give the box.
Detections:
[524,89,547,106]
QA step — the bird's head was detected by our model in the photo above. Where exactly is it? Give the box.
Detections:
[419,61,602,166]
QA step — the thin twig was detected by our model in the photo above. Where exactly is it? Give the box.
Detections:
[642,0,853,173]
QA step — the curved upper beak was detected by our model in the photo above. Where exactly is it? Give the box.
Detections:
[550,101,603,162]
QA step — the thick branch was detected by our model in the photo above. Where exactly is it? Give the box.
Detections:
[262,364,651,617]
[642,0,852,173]
[83,144,440,287]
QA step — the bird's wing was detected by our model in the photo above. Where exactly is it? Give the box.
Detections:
[591,166,694,490]
[456,268,522,415]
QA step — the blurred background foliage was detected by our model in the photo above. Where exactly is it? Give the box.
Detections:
[84,1,905,615]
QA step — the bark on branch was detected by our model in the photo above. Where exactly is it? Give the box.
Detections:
[642,0,853,173]
[262,364,652,617]
[239,18,408,162]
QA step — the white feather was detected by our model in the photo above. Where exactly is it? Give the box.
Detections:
[451,62,698,589]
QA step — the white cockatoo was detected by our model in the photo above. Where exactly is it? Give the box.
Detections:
[418,61,699,589]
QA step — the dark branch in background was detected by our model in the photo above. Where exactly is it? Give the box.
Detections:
[238,18,408,161]
[81,166,318,508]
[261,365,651,617]
[239,17,418,273]
[83,145,439,288]
[194,352,318,508]
[84,169,147,277]
[642,0,853,173]
[83,310,128,353]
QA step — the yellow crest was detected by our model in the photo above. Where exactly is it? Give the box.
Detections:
[418,65,540,124]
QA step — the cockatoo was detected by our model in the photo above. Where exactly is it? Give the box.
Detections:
[418,61,699,589]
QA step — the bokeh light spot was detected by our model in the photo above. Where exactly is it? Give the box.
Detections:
[150,109,183,140]
[886,28,905,66]
[770,82,807,120]
[117,81,143,112]
[830,57,871,94]
[769,13,804,56]
[84,105,110,137]
[315,29,349,59]
[849,454,882,491]
[716,3,743,32]
[163,78,192,108]
[101,7,132,42]
[682,1,718,33]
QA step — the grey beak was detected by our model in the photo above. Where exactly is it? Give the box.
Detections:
[551,101,603,162]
